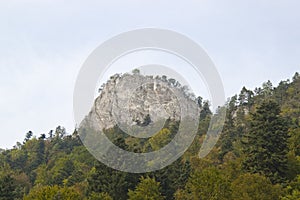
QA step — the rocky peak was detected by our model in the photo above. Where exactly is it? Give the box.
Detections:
[81,73,199,133]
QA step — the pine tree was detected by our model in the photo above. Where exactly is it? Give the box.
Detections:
[242,100,289,183]
[87,161,139,200]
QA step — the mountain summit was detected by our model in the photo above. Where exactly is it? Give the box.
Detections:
[80,72,200,135]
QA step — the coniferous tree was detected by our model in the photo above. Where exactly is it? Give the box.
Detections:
[219,95,238,160]
[0,174,16,200]
[242,100,289,183]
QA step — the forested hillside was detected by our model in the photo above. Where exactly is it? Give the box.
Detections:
[0,73,300,200]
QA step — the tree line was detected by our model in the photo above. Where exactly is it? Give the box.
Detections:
[0,73,300,199]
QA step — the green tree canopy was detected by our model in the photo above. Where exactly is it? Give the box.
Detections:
[242,100,289,183]
[128,176,165,200]
[231,173,282,200]
[175,167,231,200]
[24,185,83,200]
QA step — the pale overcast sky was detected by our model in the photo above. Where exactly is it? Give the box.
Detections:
[0,0,299,148]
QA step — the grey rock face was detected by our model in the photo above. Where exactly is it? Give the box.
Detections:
[81,73,199,134]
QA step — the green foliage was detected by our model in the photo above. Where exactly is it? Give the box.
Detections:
[50,157,75,185]
[34,164,50,186]
[219,95,239,159]
[0,73,299,199]
[149,128,172,151]
[288,127,300,156]
[281,175,300,200]
[286,152,300,181]
[281,190,300,200]
[128,176,165,200]
[87,162,138,200]
[242,100,289,183]
[231,173,282,200]
[149,159,191,199]
[176,167,231,200]
[132,68,140,75]
[24,185,83,200]
[88,192,113,200]
[199,100,212,120]
[24,131,33,144]
[0,173,17,200]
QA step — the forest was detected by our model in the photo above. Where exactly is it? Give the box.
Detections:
[0,72,299,200]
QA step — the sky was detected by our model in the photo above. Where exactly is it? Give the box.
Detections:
[0,0,299,149]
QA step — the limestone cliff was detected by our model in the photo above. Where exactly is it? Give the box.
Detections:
[80,73,199,134]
